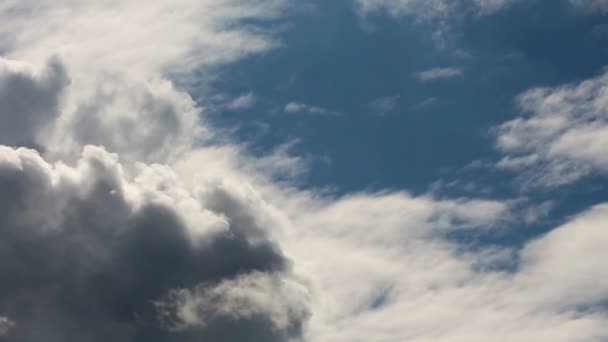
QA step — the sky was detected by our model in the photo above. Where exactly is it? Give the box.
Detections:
[0,0,608,341]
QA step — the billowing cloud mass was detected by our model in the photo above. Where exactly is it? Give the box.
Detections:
[0,0,286,163]
[495,70,608,187]
[0,57,68,148]
[1,1,608,341]
[0,145,307,341]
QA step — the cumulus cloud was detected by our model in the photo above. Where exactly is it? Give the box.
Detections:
[156,272,309,336]
[0,2,312,340]
[495,69,608,187]
[0,0,287,162]
[0,145,307,341]
[0,57,69,148]
[414,66,463,82]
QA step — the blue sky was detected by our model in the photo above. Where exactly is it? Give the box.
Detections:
[202,0,608,245]
[1,1,608,341]
[207,0,608,192]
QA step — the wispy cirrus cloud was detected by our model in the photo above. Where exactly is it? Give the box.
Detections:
[369,95,400,114]
[226,92,258,111]
[415,96,439,108]
[414,66,463,81]
[284,102,341,116]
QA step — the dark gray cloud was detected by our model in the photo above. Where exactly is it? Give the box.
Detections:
[0,146,308,342]
[0,57,69,149]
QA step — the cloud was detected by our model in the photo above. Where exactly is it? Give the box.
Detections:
[0,57,69,148]
[353,0,517,36]
[1,2,608,341]
[60,73,202,163]
[355,0,608,19]
[355,0,456,19]
[0,317,14,336]
[284,102,340,116]
[369,95,400,114]
[0,0,285,75]
[414,66,463,81]
[0,0,288,163]
[226,93,258,111]
[285,193,608,341]
[415,96,439,108]
[494,69,608,187]
[354,0,607,46]
[0,145,308,341]
[157,272,309,336]
[569,0,608,13]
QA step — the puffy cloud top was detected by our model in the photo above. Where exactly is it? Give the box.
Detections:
[0,145,308,341]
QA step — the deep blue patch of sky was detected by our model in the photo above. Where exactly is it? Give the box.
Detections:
[185,0,608,235]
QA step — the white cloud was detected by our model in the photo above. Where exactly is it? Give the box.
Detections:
[285,194,608,342]
[0,0,284,75]
[284,102,340,116]
[226,92,258,111]
[0,0,287,163]
[495,69,608,187]
[414,66,463,82]
[157,272,310,333]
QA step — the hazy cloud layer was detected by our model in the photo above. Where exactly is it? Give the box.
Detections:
[287,194,608,341]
